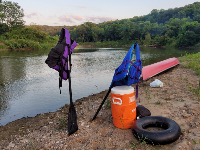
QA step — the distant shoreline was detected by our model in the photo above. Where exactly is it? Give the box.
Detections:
[0,42,199,51]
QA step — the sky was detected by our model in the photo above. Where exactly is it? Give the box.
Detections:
[14,0,200,26]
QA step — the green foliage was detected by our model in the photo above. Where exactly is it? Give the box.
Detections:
[195,42,200,47]
[0,1,24,29]
[2,27,58,50]
[180,52,200,102]
[2,1,200,49]
[0,43,8,49]
[4,39,40,49]
[176,31,197,47]
[0,22,8,34]
[4,28,47,41]
[180,52,200,76]
[175,21,200,47]
[68,2,200,48]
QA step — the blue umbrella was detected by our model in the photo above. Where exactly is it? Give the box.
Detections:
[92,43,142,121]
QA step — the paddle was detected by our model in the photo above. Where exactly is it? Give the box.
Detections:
[91,83,114,121]
[67,45,78,136]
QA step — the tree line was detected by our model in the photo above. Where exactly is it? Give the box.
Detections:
[1,1,200,49]
[69,2,200,47]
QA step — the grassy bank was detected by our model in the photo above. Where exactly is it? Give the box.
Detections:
[0,43,9,50]
[0,27,58,50]
[180,52,200,101]
[180,52,200,77]
[76,41,200,48]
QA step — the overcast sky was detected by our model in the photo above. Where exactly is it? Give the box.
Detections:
[15,0,200,26]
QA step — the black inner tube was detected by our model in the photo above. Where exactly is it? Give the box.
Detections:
[142,121,169,130]
[132,116,181,145]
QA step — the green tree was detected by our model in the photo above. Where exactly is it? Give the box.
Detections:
[119,20,133,41]
[0,22,8,34]
[176,21,200,47]
[138,21,152,40]
[150,23,166,38]
[84,22,95,42]
[0,0,6,23]
[144,33,151,44]
[193,14,200,22]
[91,26,104,42]
[178,10,186,19]
[176,31,197,47]
[104,22,121,41]
[1,1,24,29]
[166,18,188,37]
[76,24,86,42]
[69,2,200,47]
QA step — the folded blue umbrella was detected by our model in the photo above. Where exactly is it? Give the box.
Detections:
[92,43,142,121]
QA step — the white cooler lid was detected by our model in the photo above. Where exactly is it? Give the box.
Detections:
[111,86,134,95]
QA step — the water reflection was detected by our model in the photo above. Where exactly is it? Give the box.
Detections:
[0,53,27,124]
[0,47,199,126]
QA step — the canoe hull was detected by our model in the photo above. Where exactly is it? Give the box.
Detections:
[142,57,179,81]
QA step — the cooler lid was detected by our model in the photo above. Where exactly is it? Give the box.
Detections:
[111,86,134,95]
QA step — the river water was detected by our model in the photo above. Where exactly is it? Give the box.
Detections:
[0,46,199,126]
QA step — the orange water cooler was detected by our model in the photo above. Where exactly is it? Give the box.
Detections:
[111,86,136,129]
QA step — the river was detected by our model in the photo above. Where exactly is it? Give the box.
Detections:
[0,46,199,126]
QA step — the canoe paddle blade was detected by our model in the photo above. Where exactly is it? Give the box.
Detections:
[68,103,78,136]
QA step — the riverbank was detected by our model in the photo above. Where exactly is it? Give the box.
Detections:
[0,58,200,149]
[0,41,199,51]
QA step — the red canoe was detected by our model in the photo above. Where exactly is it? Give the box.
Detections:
[142,57,179,81]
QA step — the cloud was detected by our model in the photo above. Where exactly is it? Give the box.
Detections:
[71,15,82,21]
[87,16,116,23]
[76,6,87,8]
[49,14,57,19]
[25,12,38,18]
[58,15,74,23]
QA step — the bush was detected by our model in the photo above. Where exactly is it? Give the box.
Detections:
[4,27,58,43]
[4,39,42,49]
[1,27,58,50]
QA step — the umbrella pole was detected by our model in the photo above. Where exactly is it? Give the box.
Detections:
[91,83,114,121]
